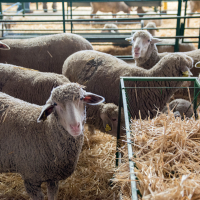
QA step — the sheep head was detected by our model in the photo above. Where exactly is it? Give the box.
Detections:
[126,30,162,59]
[37,83,105,137]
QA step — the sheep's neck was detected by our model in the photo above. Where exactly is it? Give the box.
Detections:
[135,44,160,70]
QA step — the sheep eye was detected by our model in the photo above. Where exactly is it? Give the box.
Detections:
[53,102,57,106]
[148,40,150,42]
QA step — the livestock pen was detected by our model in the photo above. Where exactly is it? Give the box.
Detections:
[115,77,200,199]
[0,1,200,199]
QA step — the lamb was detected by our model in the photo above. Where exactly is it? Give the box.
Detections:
[125,30,200,77]
[162,99,193,118]
[62,50,193,119]
[87,103,125,137]
[0,83,104,200]
[90,2,132,18]
[187,1,200,27]
[144,22,196,53]
[0,33,93,74]
[101,23,119,33]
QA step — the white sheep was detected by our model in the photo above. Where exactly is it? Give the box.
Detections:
[90,2,132,18]
[0,33,93,74]
[162,98,193,118]
[0,83,104,200]
[144,22,196,53]
[125,30,200,77]
[62,50,193,119]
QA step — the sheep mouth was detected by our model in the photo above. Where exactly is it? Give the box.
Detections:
[134,52,140,58]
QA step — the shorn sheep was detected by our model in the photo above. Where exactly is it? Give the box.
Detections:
[144,22,196,53]
[0,83,104,200]
[0,63,121,137]
[126,30,200,77]
[162,99,193,118]
[0,33,93,74]
[62,50,193,119]
[90,2,132,18]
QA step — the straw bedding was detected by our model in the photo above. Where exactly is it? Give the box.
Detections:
[0,127,119,200]
[113,110,200,200]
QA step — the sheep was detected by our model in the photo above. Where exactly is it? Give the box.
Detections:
[0,83,104,200]
[43,2,57,12]
[136,6,146,18]
[101,23,119,33]
[125,30,200,77]
[0,63,70,105]
[0,63,123,137]
[90,2,132,18]
[187,1,200,27]
[143,11,162,27]
[62,50,193,119]
[162,99,193,118]
[144,22,196,53]
[0,33,93,74]
[86,103,125,137]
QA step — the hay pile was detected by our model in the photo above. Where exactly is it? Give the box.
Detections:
[113,111,200,200]
[0,128,118,200]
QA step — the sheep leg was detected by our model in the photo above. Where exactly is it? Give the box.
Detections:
[47,181,59,200]
[43,3,48,12]
[24,180,44,200]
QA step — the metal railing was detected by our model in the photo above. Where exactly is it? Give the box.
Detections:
[117,77,200,199]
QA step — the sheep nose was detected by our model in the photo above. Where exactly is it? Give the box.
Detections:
[134,47,140,52]
[70,122,80,131]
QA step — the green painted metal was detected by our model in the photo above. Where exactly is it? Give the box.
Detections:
[62,1,65,33]
[175,0,182,52]
[120,78,138,200]
[117,76,200,199]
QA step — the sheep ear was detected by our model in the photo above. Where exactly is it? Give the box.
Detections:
[150,38,162,44]
[125,37,132,43]
[37,103,55,122]
[82,92,105,105]
[0,42,10,50]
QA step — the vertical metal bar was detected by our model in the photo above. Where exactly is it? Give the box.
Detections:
[194,79,198,118]
[183,0,187,40]
[67,2,68,20]
[70,0,73,33]
[121,78,138,200]
[175,0,182,52]
[116,81,122,167]
[22,2,25,17]
[0,2,3,38]
[198,27,200,49]
[36,2,38,10]
[62,1,66,33]
[0,3,2,20]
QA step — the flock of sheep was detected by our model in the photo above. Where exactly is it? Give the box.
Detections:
[0,2,200,199]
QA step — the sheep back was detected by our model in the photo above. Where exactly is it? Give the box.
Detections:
[0,63,70,105]
[0,33,93,74]
[63,50,193,119]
